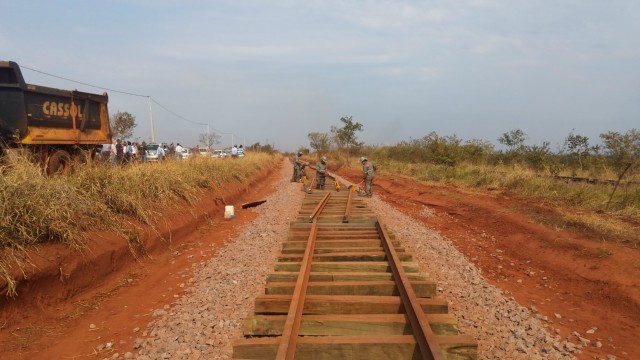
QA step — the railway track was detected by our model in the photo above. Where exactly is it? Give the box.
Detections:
[232,179,478,359]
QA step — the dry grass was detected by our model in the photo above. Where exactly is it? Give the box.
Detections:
[0,152,279,296]
[345,157,640,247]
[558,209,639,247]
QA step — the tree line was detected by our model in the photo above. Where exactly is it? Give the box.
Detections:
[306,116,639,183]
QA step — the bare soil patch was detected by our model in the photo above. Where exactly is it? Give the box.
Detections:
[338,169,639,360]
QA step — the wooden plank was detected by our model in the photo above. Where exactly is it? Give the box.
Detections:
[266,272,430,283]
[281,247,390,255]
[233,335,419,360]
[243,314,459,336]
[274,261,420,273]
[291,219,378,228]
[255,295,448,315]
[288,234,382,241]
[289,224,375,231]
[265,280,436,297]
[278,252,412,262]
[233,335,477,360]
[282,240,400,249]
[292,229,380,234]
[316,227,379,231]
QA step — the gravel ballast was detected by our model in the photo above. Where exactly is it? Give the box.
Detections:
[131,166,577,360]
[366,195,576,360]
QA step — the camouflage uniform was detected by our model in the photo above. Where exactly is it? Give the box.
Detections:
[361,157,375,197]
[292,152,305,182]
[315,157,328,189]
[299,162,307,179]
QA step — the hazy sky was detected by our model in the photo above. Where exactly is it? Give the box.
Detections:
[2,1,639,151]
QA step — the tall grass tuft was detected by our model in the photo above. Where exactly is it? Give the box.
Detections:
[0,152,279,296]
[0,155,105,250]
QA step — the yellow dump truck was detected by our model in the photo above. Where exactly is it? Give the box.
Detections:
[0,61,111,175]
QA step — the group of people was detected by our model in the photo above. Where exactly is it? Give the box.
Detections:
[291,152,375,196]
[101,140,194,165]
[101,139,140,165]
[230,145,245,158]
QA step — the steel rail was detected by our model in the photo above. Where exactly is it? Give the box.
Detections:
[376,220,445,360]
[342,189,353,223]
[276,192,331,359]
[308,192,332,223]
[308,164,336,181]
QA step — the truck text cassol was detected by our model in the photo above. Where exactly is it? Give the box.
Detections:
[42,101,83,118]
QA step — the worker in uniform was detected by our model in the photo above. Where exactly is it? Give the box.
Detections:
[315,156,328,189]
[299,159,308,181]
[292,151,304,182]
[360,156,376,197]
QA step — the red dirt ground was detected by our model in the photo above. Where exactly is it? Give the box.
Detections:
[337,169,639,360]
[1,163,638,359]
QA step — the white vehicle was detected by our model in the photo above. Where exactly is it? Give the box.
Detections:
[145,143,164,162]
[181,148,193,159]
[212,150,227,158]
[198,148,211,157]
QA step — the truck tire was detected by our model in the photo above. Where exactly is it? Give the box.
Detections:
[72,150,90,170]
[47,150,71,176]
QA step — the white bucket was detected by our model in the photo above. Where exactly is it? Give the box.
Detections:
[224,205,235,219]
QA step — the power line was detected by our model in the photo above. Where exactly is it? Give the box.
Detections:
[20,65,149,97]
[21,64,211,129]
[19,64,252,144]
[150,97,207,126]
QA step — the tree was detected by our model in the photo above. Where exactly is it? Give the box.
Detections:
[564,131,590,172]
[110,111,137,140]
[497,129,527,153]
[308,132,331,154]
[600,129,640,208]
[330,116,363,156]
[249,142,276,154]
[524,141,552,171]
[462,139,494,165]
[600,129,640,170]
[199,132,221,149]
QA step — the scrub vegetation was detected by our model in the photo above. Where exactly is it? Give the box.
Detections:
[355,129,640,247]
[0,152,278,296]
[306,117,639,247]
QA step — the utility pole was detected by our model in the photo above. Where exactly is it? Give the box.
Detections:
[148,97,155,143]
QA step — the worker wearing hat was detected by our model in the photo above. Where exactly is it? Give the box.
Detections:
[292,151,307,182]
[315,156,328,190]
[360,156,376,197]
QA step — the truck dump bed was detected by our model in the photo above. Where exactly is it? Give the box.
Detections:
[0,61,111,146]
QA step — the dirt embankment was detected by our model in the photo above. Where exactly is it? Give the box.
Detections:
[337,169,639,360]
[0,161,283,359]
